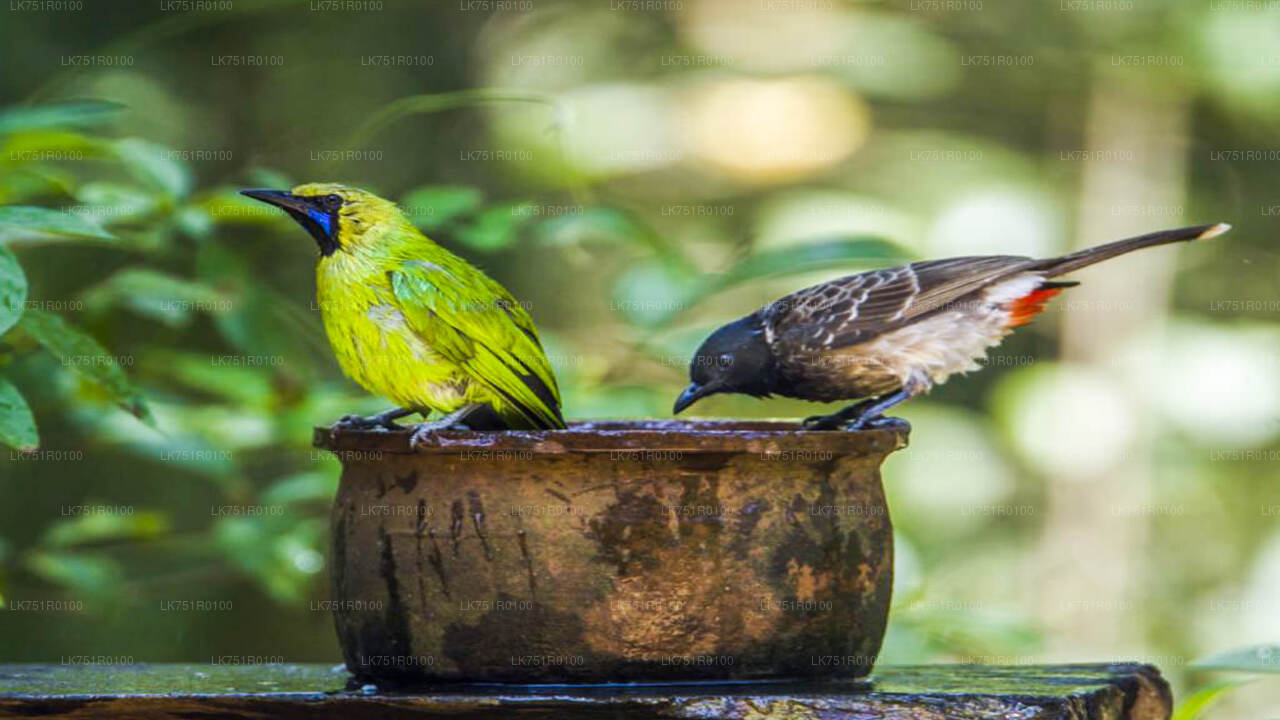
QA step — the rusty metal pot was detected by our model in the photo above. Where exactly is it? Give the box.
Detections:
[314,420,907,684]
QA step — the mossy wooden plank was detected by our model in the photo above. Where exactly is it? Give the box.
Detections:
[0,663,1170,719]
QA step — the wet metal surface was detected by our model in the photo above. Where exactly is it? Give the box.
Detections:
[316,421,908,683]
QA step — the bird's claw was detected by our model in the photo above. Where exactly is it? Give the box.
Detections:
[802,414,846,431]
[844,414,910,431]
[802,413,909,432]
[408,425,435,450]
[408,420,470,450]
[802,398,876,431]
[862,415,910,431]
[332,414,404,432]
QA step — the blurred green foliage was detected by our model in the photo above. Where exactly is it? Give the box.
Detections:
[0,2,1278,717]
[0,90,902,589]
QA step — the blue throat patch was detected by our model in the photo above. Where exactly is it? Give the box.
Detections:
[307,208,332,236]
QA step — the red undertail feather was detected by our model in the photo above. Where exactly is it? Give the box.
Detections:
[1005,287,1064,328]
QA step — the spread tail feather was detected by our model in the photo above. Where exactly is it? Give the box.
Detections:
[1006,286,1067,327]
[1035,222,1230,277]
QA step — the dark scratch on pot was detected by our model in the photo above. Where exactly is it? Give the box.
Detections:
[468,491,493,561]
[378,526,412,656]
[425,527,451,600]
[517,527,537,595]
[450,499,465,557]
[414,499,430,616]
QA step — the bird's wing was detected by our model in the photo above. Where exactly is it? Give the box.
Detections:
[764,256,1037,351]
[389,260,564,429]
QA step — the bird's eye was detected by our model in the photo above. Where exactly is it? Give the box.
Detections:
[323,194,342,210]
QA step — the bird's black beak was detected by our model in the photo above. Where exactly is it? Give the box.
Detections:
[240,188,311,214]
[240,189,340,257]
[673,383,713,415]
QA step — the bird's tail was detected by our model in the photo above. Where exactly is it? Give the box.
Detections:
[1033,222,1231,277]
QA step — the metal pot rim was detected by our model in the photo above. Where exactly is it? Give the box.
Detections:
[314,419,909,456]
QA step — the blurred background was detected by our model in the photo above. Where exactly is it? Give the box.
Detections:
[0,0,1277,715]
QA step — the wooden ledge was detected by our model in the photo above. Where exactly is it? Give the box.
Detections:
[0,662,1171,719]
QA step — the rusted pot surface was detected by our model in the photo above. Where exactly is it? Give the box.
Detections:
[315,420,907,684]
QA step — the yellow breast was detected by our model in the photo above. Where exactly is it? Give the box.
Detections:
[315,253,469,413]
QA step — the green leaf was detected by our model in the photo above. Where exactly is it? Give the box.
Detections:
[675,236,906,325]
[215,515,326,603]
[1171,680,1248,720]
[532,207,692,270]
[612,236,905,329]
[24,550,121,593]
[112,434,239,486]
[455,203,530,251]
[81,268,229,327]
[113,138,192,198]
[41,509,168,548]
[0,206,115,243]
[400,185,483,231]
[613,260,695,328]
[1194,645,1280,673]
[533,206,643,247]
[344,88,559,153]
[174,205,214,239]
[0,100,124,135]
[0,378,38,452]
[245,167,294,190]
[0,243,27,335]
[262,472,339,506]
[1,131,109,162]
[894,605,1040,656]
[206,281,327,381]
[74,182,160,225]
[721,237,905,288]
[18,309,152,425]
[0,166,77,202]
[145,350,273,406]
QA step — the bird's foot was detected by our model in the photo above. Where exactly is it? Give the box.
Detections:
[802,398,878,431]
[408,405,489,450]
[845,414,910,432]
[802,388,916,432]
[333,415,393,431]
[331,408,412,433]
[408,419,472,450]
[802,413,846,431]
[801,413,909,432]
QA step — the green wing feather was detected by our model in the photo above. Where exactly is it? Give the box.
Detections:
[389,260,565,429]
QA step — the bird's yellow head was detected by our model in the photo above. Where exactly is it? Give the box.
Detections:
[240,183,403,257]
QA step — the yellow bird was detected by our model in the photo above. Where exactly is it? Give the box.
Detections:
[242,183,565,441]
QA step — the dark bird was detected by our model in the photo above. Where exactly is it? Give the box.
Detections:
[674,223,1231,430]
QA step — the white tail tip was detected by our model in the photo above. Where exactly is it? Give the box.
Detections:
[1199,222,1232,239]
